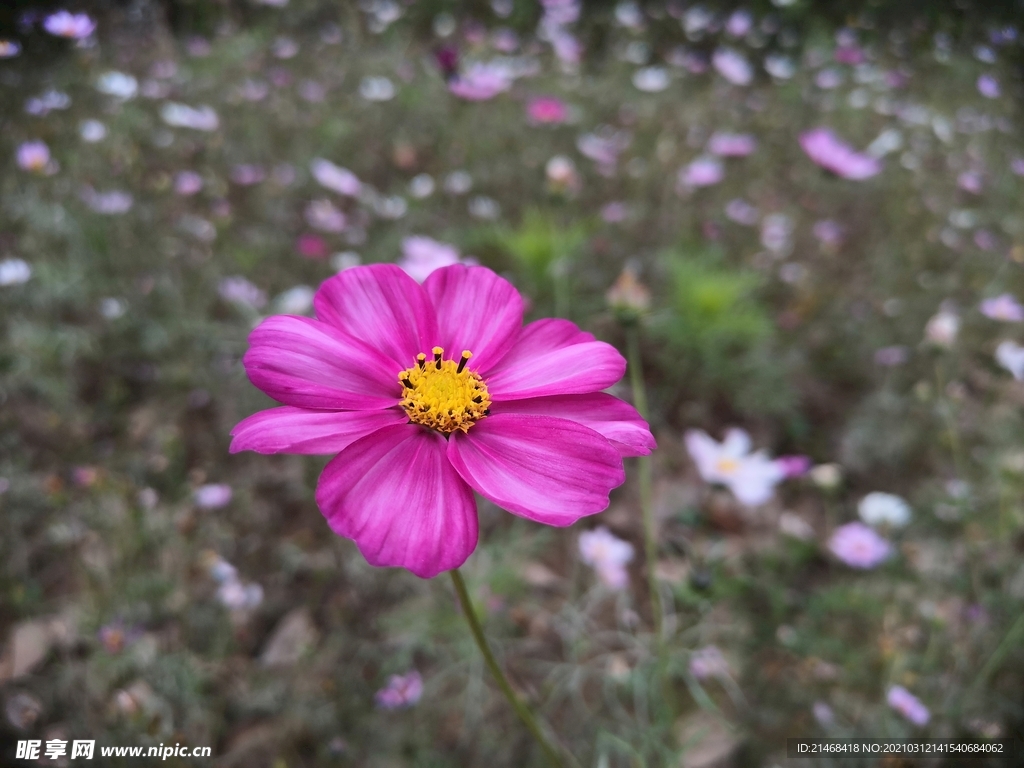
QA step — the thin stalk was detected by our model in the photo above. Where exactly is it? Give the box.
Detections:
[449,569,567,768]
[974,610,1024,690]
[625,326,663,644]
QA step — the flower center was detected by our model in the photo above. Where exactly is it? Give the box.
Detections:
[399,347,491,435]
[715,458,740,475]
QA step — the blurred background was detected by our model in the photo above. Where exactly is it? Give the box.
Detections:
[1,0,1023,765]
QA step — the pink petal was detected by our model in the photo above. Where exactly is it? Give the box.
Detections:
[422,265,524,374]
[316,425,478,578]
[230,406,408,455]
[485,339,626,403]
[490,318,594,371]
[447,414,626,526]
[313,264,439,369]
[490,394,655,456]
[244,315,401,410]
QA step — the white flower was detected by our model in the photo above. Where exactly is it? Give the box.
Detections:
[96,71,138,99]
[398,236,463,282]
[310,158,361,196]
[685,428,785,506]
[858,492,911,528]
[632,66,669,92]
[160,103,219,131]
[273,286,315,315]
[0,258,32,286]
[996,340,1024,380]
[925,309,959,347]
[579,526,634,590]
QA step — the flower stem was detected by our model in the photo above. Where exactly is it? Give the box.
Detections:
[625,326,663,644]
[449,569,566,768]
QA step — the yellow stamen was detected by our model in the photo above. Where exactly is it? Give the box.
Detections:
[399,347,491,435]
[715,457,740,475]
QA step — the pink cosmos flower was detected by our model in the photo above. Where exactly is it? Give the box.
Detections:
[375,671,423,709]
[448,62,512,101]
[828,522,892,568]
[776,455,811,478]
[398,236,463,282]
[304,199,347,233]
[980,294,1024,322]
[219,276,267,310]
[725,10,752,38]
[527,96,569,125]
[43,10,96,39]
[707,132,757,157]
[887,686,930,726]
[296,234,329,260]
[231,264,655,578]
[799,128,882,180]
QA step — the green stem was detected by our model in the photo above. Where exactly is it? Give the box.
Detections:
[449,569,567,768]
[625,326,663,644]
[975,610,1024,690]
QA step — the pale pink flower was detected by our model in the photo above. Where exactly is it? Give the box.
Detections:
[685,428,784,506]
[995,340,1024,380]
[398,236,463,282]
[887,686,930,726]
[527,96,569,124]
[707,132,757,157]
[924,309,959,347]
[16,141,56,174]
[230,164,265,186]
[712,48,753,86]
[43,10,96,39]
[980,294,1024,322]
[577,132,629,173]
[689,646,729,679]
[218,276,267,309]
[174,171,203,196]
[310,159,361,196]
[957,170,983,194]
[828,522,892,568]
[800,128,881,180]
[678,157,724,190]
[725,10,753,38]
[161,103,219,131]
[448,62,512,101]
[812,220,844,247]
[375,671,423,709]
[725,199,759,226]
[304,199,347,233]
[81,187,133,214]
[194,483,233,509]
[776,456,811,478]
[0,41,21,58]
[578,526,633,590]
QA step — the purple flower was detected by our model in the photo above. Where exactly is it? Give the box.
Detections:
[43,10,95,39]
[16,141,55,174]
[887,686,930,726]
[230,265,654,578]
[799,128,882,180]
[977,74,1000,99]
[828,522,892,568]
[0,40,21,58]
[812,220,844,247]
[230,164,266,186]
[725,10,752,38]
[1012,158,1024,176]
[81,187,133,215]
[980,294,1024,322]
[375,671,423,709]
[775,455,812,478]
[304,199,347,233]
[957,170,983,194]
[707,132,757,157]
[174,171,203,196]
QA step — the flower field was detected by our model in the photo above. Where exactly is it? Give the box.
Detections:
[1,1,1023,765]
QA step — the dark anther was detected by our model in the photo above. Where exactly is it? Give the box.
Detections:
[434,350,443,370]
[402,377,414,389]
[417,353,426,370]
[483,408,490,415]
[456,354,470,374]
[472,396,482,403]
